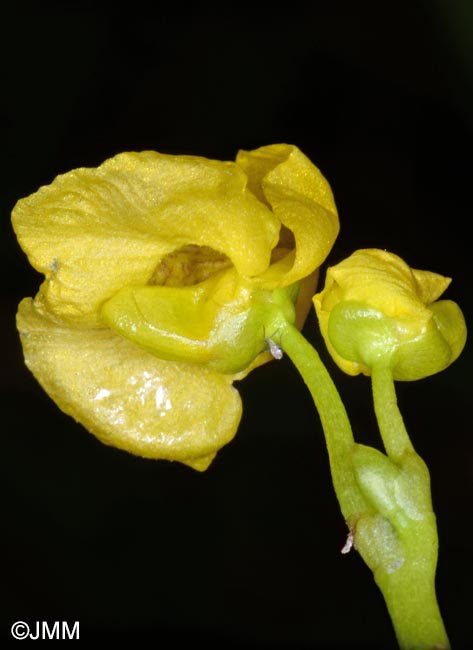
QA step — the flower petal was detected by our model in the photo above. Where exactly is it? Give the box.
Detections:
[12,151,280,324]
[236,144,339,286]
[412,268,452,305]
[321,249,448,320]
[17,298,242,470]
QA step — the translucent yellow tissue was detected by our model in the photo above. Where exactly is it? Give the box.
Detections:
[13,144,338,469]
[313,249,466,380]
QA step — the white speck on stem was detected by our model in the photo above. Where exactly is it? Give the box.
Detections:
[341,529,355,554]
[267,337,283,360]
[264,328,283,360]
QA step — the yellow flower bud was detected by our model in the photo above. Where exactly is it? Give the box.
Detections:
[313,249,466,380]
[13,144,339,468]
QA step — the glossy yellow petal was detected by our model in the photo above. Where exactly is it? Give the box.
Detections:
[236,144,339,287]
[319,249,450,321]
[17,298,242,469]
[412,268,452,305]
[12,151,280,324]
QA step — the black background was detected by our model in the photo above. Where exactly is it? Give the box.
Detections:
[1,2,472,648]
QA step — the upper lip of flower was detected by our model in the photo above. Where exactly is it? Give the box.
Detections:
[12,144,339,326]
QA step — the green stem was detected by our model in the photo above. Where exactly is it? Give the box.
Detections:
[374,544,450,650]
[276,321,450,649]
[277,321,365,523]
[371,363,414,461]
[369,363,450,649]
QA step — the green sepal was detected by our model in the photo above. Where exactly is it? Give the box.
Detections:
[101,269,298,374]
[327,299,467,380]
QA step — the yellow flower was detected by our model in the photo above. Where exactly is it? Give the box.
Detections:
[313,248,466,380]
[13,144,339,470]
